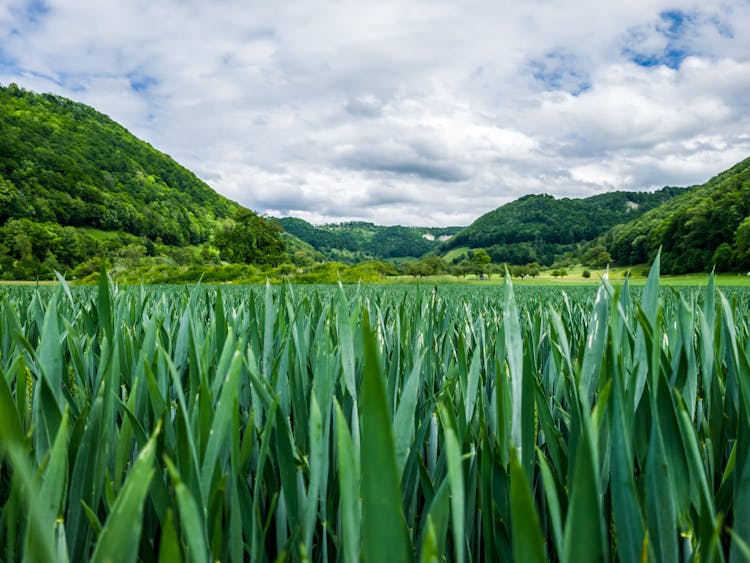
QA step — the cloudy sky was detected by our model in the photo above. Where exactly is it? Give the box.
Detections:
[1,1,749,226]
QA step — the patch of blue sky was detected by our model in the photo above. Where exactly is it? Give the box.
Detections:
[660,9,691,35]
[623,9,732,70]
[129,73,158,93]
[528,51,591,95]
[24,0,49,25]
[626,47,689,70]
[0,48,18,72]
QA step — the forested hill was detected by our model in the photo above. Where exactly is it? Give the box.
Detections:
[606,156,750,273]
[276,217,461,262]
[442,188,685,265]
[0,83,238,246]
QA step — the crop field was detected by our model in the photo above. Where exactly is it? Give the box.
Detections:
[1,259,750,562]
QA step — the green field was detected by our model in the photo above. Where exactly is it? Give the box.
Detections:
[1,260,750,561]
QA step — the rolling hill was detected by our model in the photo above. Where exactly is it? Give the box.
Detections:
[0,83,284,278]
[276,217,460,263]
[605,156,750,273]
[0,83,240,245]
[442,188,686,266]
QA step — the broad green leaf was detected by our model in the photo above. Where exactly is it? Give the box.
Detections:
[439,404,465,563]
[359,312,412,563]
[158,510,183,563]
[90,423,160,563]
[509,450,546,563]
[200,350,243,498]
[165,457,210,563]
[419,480,450,563]
[503,270,524,456]
[562,409,607,563]
[394,352,424,477]
[335,400,360,563]
[645,420,677,563]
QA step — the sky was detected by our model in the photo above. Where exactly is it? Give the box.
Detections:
[1,1,749,226]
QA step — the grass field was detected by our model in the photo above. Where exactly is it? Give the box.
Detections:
[391,268,750,287]
[1,259,749,561]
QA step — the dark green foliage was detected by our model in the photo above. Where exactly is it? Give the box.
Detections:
[276,217,460,262]
[0,218,132,279]
[0,84,285,278]
[445,188,684,265]
[0,84,237,244]
[607,156,750,273]
[213,209,285,265]
[581,245,611,268]
[401,254,451,277]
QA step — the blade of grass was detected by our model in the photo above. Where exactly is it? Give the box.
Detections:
[359,311,412,563]
[509,449,546,563]
[90,423,160,563]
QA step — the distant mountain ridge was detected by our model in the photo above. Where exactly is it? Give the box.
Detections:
[443,187,686,266]
[276,217,461,263]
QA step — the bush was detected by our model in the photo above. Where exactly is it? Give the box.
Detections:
[582,269,591,278]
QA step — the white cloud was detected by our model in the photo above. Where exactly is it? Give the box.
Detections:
[1,0,749,225]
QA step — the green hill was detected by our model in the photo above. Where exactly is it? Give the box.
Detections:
[606,156,750,273]
[443,188,685,266]
[0,83,239,244]
[0,83,284,278]
[276,218,461,263]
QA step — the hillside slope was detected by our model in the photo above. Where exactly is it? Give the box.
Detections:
[606,156,750,273]
[276,218,460,262]
[0,83,288,279]
[443,188,685,265]
[0,83,238,246]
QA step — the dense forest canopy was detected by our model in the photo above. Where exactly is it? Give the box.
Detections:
[443,188,685,266]
[276,217,460,263]
[0,83,238,245]
[0,84,285,278]
[605,155,750,273]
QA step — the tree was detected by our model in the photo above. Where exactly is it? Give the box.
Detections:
[582,245,611,268]
[734,216,750,270]
[526,262,541,277]
[712,243,734,272]
[469,249,491,276]
[452,260,473,278]
[213,209,285,265]
[510,264,528,278]
[421,254,450,275]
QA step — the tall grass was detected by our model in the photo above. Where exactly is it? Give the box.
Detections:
[1,260,749,561]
